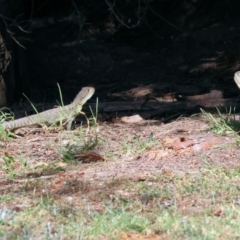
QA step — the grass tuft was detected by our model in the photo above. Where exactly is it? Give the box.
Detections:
[201,107,240,136]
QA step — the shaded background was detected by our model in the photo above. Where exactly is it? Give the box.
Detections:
[1,0,240,109]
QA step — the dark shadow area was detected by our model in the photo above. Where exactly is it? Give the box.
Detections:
[4,0,240,119]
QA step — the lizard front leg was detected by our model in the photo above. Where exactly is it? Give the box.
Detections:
[66,117,74,130]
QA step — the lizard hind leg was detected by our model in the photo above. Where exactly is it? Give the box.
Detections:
[80,111,90,133]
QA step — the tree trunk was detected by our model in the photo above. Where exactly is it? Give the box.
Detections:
[0,0,30,104]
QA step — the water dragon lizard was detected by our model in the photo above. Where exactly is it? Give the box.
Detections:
[1,87,95,130]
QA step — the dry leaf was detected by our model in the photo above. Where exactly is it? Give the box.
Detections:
[111,117,122,124]
[193,136,225,151]
[119,233,167,239]
[137,149,169,162]
[162,170,175,179]
[186,89,223,101]
[163,136,177,146]
[172,138,195,150]
[214,209,222,217]
[121,114,144,123]
[74,151,105,163]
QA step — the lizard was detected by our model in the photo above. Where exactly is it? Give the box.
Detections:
[234,71,240,89]
[1,87,95,130]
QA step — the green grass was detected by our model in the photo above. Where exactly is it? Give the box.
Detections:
[201,107,240,136]
[1,152,66,179]
[1,167,240,239]
[121,132,158,154]
[0,109,16,139]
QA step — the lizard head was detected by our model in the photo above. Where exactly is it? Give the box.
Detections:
[73,87,95,105]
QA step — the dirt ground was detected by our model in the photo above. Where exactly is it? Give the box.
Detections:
[0,115,239,185]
